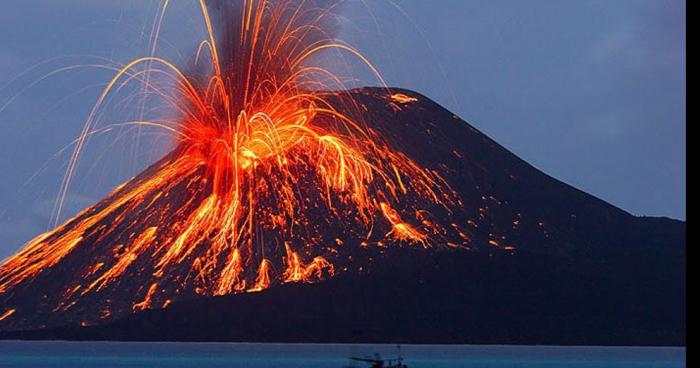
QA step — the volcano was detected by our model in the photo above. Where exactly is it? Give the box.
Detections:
[0,87,685,344]
[0,0,685,345]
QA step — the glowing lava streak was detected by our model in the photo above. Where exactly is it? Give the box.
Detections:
[380,202,427,245]
[0,309,16,322]
[0,0,461,317]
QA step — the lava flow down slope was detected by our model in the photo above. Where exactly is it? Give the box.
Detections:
[0,0,685,344]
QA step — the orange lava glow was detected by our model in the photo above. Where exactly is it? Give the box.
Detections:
[390,93,418,104]
[250,259,271,292]
[133,283,159,311]
[380,202,427,245]
[0,0,462,317]
[0,309,16,322]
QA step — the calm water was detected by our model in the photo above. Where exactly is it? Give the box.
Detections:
[0,341,685,368]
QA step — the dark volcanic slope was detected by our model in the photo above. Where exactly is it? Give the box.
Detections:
[0,88,685,344]
[6,248,684,345]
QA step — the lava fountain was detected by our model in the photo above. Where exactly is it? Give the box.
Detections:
[0,0,466,327]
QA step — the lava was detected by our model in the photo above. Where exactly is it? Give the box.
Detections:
[390,93,418,104]
[0,309,15,322]
[0,0,464,325]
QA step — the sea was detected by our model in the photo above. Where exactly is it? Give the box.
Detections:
[0,341,685,368]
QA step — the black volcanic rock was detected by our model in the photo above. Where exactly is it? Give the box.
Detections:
[0,88,685,345]
[2,247,685,345]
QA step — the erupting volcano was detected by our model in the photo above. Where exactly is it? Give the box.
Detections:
[0,0,465,329]
[0,0,685,345]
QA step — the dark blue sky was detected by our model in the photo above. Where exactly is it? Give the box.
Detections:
[0,1,685,258]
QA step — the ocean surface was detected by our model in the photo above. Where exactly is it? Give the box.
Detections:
[0,341,685,368]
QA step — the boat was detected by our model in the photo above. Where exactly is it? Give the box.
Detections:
[344,345,408,368]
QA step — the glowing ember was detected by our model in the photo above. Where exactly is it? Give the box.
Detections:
[133,283,159,311]
[250,259,272,292]
[380,202,427,244]
[390,93,418,104]
[0,309,16,322]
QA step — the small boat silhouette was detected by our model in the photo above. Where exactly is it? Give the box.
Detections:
[344,345,408,368]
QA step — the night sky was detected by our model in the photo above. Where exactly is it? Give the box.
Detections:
[0,0,685,258]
